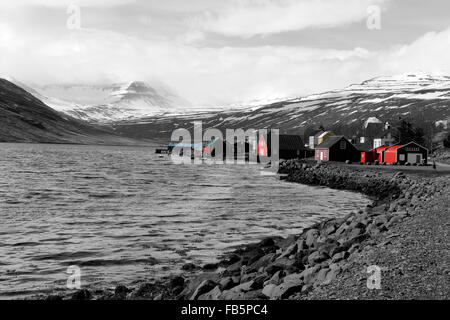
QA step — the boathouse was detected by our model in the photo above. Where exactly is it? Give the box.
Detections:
[260,133,308,160]
[315,136,360,162]
[361,145,389,163]
[383,142,428,164]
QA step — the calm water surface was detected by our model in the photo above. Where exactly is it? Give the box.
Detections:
[0,143,371,298]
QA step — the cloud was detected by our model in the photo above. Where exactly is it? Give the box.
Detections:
[1,1,450,107]
[0,0,135,8]
[191,0,389,38]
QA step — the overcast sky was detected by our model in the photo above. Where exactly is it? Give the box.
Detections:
[1,0,450,106]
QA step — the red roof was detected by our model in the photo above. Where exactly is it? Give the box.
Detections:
[384,145,403,153]
[374,145,389,153]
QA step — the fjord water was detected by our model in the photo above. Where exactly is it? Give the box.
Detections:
[0,143,371,298]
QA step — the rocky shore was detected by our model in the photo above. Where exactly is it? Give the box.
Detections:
[45,160,449,300]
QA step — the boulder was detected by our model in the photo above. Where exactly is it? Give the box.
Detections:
[307,251,329,265]
[305,229,320,248]
[262,284,278,299]
[266,282,303,300]
[198,286,222,300]
[315,268,330,285]
[219,277,237,291]
[278,243,298,259]
[331,251,349,263]
[71,289,92,300]
[190,280,217,300]
[300,266,321,284]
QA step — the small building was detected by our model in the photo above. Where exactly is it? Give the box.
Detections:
[317,131,335,145]
[361,145,389,163]
[373,128,395,149]
[263,133,308,160]
[315,136,360,162]
[383,142,428,165]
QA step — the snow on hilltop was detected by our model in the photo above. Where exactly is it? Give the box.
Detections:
[18,81,194,123]
[110,72,450,140]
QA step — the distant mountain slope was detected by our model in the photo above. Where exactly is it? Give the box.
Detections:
[112,73,450,142]
[27,81,193,123]
[0,78,152,145]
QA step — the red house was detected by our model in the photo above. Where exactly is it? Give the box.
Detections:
[383,142,428,164]
[315,136,360,162]
[361,150,377,163]
[361,145,389,163]
[383,145,404,164]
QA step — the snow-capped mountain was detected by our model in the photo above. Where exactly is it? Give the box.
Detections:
[112,72,450,141]
[0,78,150,145]
[23,81,193,123]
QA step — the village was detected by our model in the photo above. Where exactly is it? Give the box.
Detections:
[160,117,430,167]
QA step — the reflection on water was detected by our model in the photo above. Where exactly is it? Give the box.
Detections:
[0,143,371,298]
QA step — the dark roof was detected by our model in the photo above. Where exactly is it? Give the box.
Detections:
[316,135,346,149]
[356,141,373,152]
[267,133,306,150]
[279,134,306,150]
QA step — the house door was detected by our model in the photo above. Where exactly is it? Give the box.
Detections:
[407,153,422,164]
[320,152,324,161]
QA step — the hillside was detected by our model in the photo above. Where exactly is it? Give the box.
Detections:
[0,78,152,145]
[112,73,450,144]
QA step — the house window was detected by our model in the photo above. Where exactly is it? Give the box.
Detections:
[340,141,346,149]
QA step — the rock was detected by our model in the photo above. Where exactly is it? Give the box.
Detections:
[347,227,364,239]
[170,276,185,288]
[71,289,92,300]
[203,263,219,270]
[317,242,338,256]
[219,277,237,291]
[220,290,245,300]
[307,251,329,265]
[266,257,296,275]
[249,253,277,271]
[190,280,217,300]
[219,281,255,300]
[322,266,342,285]
[259,237,276,247]
[296,239,308,251]
[279,243,298,259]
[305,229,320,248]
[262,284,277,298]
[113,285,131,299]
[225,261,243,276]
[198,286,222,300]
[182,263,198,271]
[219,253,241,266]
[266,270,284,285]
[315,268,330,285]
[266,281,304,300]
[341,233,369,248]
[324,224,337,236]
[251,275,269,290]
[283,272,302,285]
[331,251,349,263]
[300,266,321,284]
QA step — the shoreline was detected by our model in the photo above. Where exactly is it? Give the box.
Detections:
[40,160,449,300]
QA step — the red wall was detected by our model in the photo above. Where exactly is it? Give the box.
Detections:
[384,151,397,163]
[315,149,329,161]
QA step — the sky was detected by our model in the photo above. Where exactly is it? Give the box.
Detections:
[1,0,450,106]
